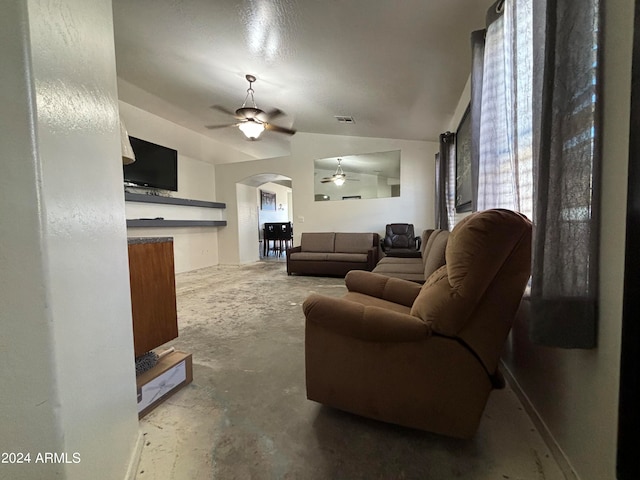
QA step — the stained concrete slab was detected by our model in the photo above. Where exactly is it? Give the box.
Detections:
[135,262,566,480]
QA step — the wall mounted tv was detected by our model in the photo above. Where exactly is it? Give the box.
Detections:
[123,136,178,191]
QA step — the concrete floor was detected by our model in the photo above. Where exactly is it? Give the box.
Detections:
[134,261,566,480]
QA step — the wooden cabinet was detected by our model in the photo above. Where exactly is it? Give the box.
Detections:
[127,238,178,356]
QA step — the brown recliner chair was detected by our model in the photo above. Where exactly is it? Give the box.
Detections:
[303,209,532,439]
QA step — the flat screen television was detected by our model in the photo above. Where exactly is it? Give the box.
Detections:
[123,136,178,191]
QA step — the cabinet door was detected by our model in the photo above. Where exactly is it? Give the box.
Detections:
[128,241,178,356]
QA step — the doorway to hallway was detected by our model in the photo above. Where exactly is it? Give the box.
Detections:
[235,173,293,264]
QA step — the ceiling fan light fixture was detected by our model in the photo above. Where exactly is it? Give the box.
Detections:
[206,74,295,138]
[334,176,345,186]
[239,120,265,139]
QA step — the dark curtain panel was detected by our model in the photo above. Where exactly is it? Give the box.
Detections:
[434,152,443,228]
[435,132,455,230]
[470,29,486,212]
[530,0,602,348]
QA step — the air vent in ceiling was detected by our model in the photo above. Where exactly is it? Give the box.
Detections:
[334,115,355,124]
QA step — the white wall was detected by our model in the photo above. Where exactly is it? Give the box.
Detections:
[237,183,261,264]
[258,182,292,226]
[120,102,224,273]
[216,132,437,264]
[500,1,633,478]
[0,1,139,479]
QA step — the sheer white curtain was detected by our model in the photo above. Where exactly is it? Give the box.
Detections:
[446,136,457,228]
[477,0,533,220]
[472,0,602,348]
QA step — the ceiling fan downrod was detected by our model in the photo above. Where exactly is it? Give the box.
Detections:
[242,74,258,110]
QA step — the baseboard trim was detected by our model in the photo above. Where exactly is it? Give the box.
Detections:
[124,430,144,480]
[501,361,580,480]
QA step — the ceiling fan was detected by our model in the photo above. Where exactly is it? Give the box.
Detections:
[205,74,296,140]
[320,158,358,186]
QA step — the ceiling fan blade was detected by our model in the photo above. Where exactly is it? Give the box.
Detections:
[210,105,241,118]
[265,123,296,135]
[263,108,285,121]
[205,123,238,130]
[320,178,334,183]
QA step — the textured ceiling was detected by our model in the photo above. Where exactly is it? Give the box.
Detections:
[112,0,491,160]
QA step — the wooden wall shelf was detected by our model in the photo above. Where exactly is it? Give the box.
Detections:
[126,219,227,228]
[125,192,226,228]
[125,192,226,209]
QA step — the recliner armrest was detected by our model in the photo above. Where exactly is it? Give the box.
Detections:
[303,294,431,342]
[344,270,423,307]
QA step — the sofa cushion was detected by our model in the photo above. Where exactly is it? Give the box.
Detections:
[325,253,368,263]
[289,252,368,263]
[301,233,335,252]
[373,262,425,275]
[334,233,374,253]
[372,229,448,284]
[377,256,423,265]
[289,252,329,261]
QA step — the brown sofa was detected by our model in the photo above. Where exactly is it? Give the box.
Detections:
[287,232,379,277]
[303,209,532,438]
[372,228,449,283]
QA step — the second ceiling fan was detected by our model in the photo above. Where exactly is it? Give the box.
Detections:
[206,74,296,140]
[320,159,359,186]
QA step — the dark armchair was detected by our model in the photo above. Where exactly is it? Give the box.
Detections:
[381,223,422,258]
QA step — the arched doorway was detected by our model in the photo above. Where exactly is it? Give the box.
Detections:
[236,173,293,263]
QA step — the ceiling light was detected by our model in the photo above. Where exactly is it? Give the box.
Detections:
[320,158,352,186]
[238,120,265,139]
[205,75,296,139]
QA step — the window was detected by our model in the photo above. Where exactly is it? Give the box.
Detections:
[477,0,533,221]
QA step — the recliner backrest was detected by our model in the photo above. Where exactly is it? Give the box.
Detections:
[383,223,417,249]
[410,209,532,370]
[422,229,449,277]
[419,229,434,257]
